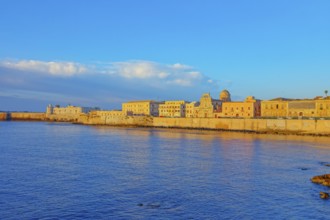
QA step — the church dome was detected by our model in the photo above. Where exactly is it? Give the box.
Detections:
[219,90,231,102]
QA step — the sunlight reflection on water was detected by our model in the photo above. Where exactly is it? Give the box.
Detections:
[1,121,330,219]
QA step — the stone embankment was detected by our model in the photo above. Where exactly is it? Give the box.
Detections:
[77,114,153,127]
[3,112,330,136]
[10,112,46,121]
[0,112,7,120]
[153,117,330,135]
[76,115,330,135]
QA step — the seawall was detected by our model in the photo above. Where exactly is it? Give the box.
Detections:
[153,117,330,135]
[77,114,153,126]
[3,112,330,136]
[9,112,46,121]
[0,112,7,120]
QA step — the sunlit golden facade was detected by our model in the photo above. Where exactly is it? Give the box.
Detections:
[159,100,187,117]
[47,104,98,116]
[261,100,288,117]
[221,96,261,118]
[261,98,330,118]
[122,100,163,116]
[185,101,199,118]
[197,93,222,118]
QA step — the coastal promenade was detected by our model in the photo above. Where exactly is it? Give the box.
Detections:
[2,112,330,136]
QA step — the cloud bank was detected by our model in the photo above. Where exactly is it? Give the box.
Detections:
[0,59,221,111]
[1,60,87,76]
[110,60,211,87]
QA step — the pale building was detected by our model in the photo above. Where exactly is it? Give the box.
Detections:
[185,101,200,118]
[221,96,261,118]
[261,97,330,118]
[315,99,330,117]
[197,93,222,118]
[46,104,98,116]
[122,100,163,116]
[261,99,288,118]
[159,100,187,117]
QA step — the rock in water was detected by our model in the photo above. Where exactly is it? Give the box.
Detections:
[311,174,330,187]
[320,192,329,199]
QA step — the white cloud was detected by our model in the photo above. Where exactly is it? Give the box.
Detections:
[111,61,164,79]
[0,58,224,111]
[0,59,219,88]
[172,63,191,70]
[110,60,215,87]
[0,60,87,76]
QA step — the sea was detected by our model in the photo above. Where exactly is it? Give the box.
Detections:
[1,121,330,219]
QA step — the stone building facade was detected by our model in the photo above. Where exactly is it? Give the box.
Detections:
[261,98,330,118]
[197,93,222,118]
[122,100,163,116]
[46,104,98,116]
[185,101,200,118]
[261,99,288,118]
[221,96,261,118]
[159,100,187,117]
[46,104,99,121]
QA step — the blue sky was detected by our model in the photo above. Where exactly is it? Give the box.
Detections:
[0,0,329,111]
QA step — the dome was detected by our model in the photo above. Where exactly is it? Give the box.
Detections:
[220,90,231,102]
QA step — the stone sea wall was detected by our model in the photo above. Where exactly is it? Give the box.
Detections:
[152,117,330,135]
[10,112,46,121]
[0,112,7,120]
[78,115,153,126]
[47,114,79,122]
[4,112,330,135]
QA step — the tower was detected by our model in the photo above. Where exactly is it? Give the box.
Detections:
[46,104,54,115]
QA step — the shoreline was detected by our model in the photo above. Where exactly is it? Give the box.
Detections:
[1,111,330,137]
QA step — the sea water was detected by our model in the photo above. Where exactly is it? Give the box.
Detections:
[1,121,330,219]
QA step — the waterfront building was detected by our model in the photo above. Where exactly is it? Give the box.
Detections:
[221,96,261,118]
[261,98,288,118]
[261,97,330,118]
[122,100,163,116]
[159,100,188,117]
[185,101,200,118]
[46,104,98,116]
[197,93,222,118]
[316,99,330,117]
[46,104,99,121]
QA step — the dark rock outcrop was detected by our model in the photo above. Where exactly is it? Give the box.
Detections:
[311,174,330,187]
[320,192,329,199]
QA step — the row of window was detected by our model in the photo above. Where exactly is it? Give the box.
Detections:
[224,107,251,111]
[160,106,185,109]
[54,109,79,114]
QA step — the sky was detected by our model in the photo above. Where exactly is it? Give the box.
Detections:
[0,0,329,111]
